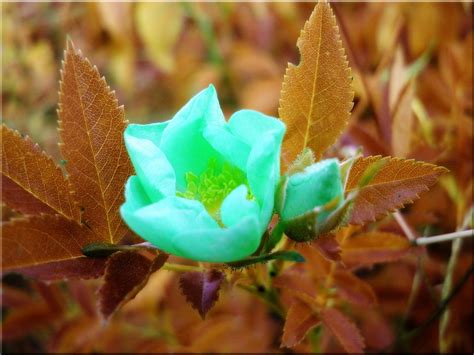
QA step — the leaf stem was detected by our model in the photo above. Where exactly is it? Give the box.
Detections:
[162,263,205,273]
[414,229,473,246]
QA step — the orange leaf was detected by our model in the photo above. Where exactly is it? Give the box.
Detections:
[346,156,448,224]
[279,1,353,166]
[321,307,365,353]
[1,125,79,222]
[391,82,415,157]
[341,231,411,268]
[281,299,320,348]
[1,215,96,270]
[58,41,133,244]
[273,268,317,299]
[98,251,168,318]
[333,269,377,307]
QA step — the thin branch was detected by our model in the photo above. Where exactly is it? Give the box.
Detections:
[394,211,417,241]
[402,262,474,342]
[439,236,464,352]
[414,229,473,246]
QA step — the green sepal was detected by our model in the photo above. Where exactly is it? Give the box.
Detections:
[284,191,357,242]
[274,175,289,214]
[339,148,363,190]
[82,242,140,258]
[263,221,285,254]
[287,147,315,175]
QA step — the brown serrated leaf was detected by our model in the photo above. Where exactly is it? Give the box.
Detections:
[333,270,377,308]
[1,215,96,270]
[179,269,225,319]
[321,307,365,353]
[10,257,107,281]
[98,251,168,319]
[346,156,448,224]
[1,125,79,221]
[279,1,353,167]
[281,299,320,348]
[58,40,133,244]
[340,231,411,269]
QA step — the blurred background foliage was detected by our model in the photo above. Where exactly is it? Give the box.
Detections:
[1,2,473,353]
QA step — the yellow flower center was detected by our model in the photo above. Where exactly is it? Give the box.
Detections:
[177,158,252,220]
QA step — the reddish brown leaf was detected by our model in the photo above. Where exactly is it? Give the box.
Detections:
[341,231,411,268]
[313,234,341,262]
[346,156,448,224]
[333,270,377,307]
[1,215,96,270]
[1,125,79,221]
[179,269,225,319]
[2,302,60,341]
[10,257,107,281]
[347,123,389,156]
[360,311,394,350]
[69,280,97,317]
[58,41,133,244]
[1,286,32,308]
[98,251,168,318]
[281,299,320,348]
[321,307,365,353]
[35,282,66,314]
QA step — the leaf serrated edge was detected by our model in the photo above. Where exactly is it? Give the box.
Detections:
[57,40,130,243]
[178,270,224,319]
[1,125,80,222]
[1,214,94,270]
[347,156,449,224]
[278,1,354,161]
[98,252,168,319]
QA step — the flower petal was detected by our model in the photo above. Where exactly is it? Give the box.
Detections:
[203,125,250,172]
[122,175,150,212]
[160,85,225,189]
[171,215,261,262]
[220,184,260,228]
[228,109,286,149]
[124,131,176,202]
[280,159,343,221]
[121,196,219,255]
[126,121,169,147]
[225,110,285,232]
[246,133,281,230]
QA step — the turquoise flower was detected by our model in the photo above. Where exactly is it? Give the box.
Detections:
[120,85,285,262]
